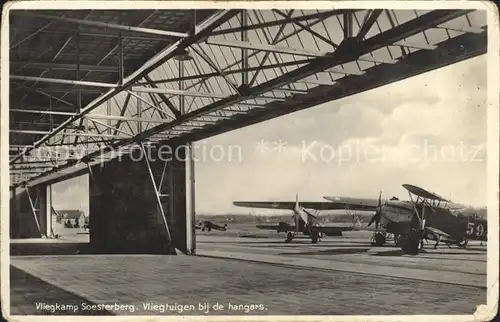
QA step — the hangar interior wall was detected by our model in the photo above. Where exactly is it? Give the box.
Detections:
[88,143,193,254]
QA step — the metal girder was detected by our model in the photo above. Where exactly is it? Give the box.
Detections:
[9,9,240,166]
[132,87,227,99]
[249,10,295,87]
[10,75,119,88]
[12,27,180,42]
[134,58,315,86]
[392,40,437,50]
[11,109,76,116]
[210,10,355,36]
[143,75,181,118]
[86,114,173,124]
[438,25,484,34]
[11,62,119,73]
[207,39,327,57]
[26,188,42,235]
[10,9,485,189]
[13,82,75,107]
[273,9,338,48]
[10,129,128,139]
[15,88,107,94]
[323,66,365,76]
[141,143,172,243]
[132,86,285,102]
[11,171,47,175]
[118,33,124,85]
[190,45,240,94]
[127,90,173,120]
[357,9,382,40]
[362,10,473,51]
[343,11,353,39]
[11,21,55,49]
[206,39,398,64]
[180,30,487,143]
[241,11,249,86]
[14,12,190,38]
[89,118,133,137]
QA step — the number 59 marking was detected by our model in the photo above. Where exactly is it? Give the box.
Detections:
[476,224,485,237]
[466,222,475,236]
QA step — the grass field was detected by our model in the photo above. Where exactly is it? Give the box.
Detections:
[196,222,375,240]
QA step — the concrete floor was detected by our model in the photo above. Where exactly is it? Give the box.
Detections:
[9,230,487,316]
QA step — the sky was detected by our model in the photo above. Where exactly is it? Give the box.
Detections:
[51,54,487,216]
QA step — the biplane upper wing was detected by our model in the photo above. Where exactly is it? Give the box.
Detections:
[233,201,348,210]
[322,197,380,212]
[402,184,451,202]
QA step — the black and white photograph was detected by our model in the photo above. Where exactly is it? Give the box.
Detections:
[2,1,498,320]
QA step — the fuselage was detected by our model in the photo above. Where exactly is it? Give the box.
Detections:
[378,200,487,242]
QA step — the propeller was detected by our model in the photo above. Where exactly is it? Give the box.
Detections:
[294,193,300,212]
[368,190,383,228]
[290,193,301,223]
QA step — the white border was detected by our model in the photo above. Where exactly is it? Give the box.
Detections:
[1,1,498,322]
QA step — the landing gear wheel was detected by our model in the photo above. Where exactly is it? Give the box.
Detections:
[207,227,211,232]
[401,230,421,255]
[394,234,401,247]
[285,231,294,243]
[311,232,319,244]
[458,238,468,248]
[371,233,386,246]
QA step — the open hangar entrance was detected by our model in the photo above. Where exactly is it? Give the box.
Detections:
[9,174,90,255]
[8,8,487,256]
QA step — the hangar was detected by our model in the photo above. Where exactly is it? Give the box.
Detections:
[7,7,487,255]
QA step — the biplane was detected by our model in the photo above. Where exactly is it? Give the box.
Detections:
[233,195,361,243]
[234,184,486,254]
[195,220,228,232]
[323,184,487,254]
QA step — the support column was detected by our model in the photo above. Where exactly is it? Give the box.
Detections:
[185,142,196,254]
[45,185,53,237]
[37,185,48,238]
[167,143,189,254]
[10,188,18,238]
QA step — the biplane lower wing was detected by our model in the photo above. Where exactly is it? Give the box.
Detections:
[233,201,349,210]
[256,224,355,235]
[424,226,455,241]
[310,225,356,236]
[256,224,295,231]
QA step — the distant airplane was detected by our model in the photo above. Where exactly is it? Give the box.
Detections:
[233,194,360,243]
[323,184,487,255]
[195,220,228,232]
